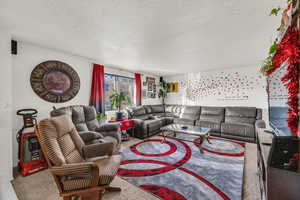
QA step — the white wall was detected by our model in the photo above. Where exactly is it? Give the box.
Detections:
[0,30,13,182]
[12,41,160,166]
[164,65,269,121]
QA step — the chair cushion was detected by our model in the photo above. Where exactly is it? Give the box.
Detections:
[181,106,201,120]
[195,120,221,132]
[93,154,121,185]
[62,155,121,191]
[221,122,255,138]
[38,115,85,166]
[78,131,103,143]
[151,105,165,113]
[173,118,195,126]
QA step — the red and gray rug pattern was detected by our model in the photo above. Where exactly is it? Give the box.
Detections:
[118,133,245,200]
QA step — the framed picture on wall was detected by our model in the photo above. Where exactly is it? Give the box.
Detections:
[146,77,155,83]
[151,93,156,98]
[148,83,153,91]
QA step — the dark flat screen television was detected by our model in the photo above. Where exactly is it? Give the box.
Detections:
[267,62,292,136]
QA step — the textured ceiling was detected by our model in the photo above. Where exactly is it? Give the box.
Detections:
[0,0,283,75]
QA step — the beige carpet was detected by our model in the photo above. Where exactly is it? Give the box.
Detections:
[12,137,260,200]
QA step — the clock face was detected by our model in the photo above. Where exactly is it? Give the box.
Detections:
[30,60,80,103]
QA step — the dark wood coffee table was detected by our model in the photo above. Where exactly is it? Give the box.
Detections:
[161,124,211,153]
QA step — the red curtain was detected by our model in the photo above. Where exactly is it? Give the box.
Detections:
[90,64,105,113]
[135,73,142,106]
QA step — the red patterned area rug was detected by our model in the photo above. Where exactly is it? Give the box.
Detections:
[118,134,245,200]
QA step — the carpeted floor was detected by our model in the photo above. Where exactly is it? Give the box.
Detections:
[12,136,260,200]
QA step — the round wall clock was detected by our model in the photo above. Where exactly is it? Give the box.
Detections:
[30,60,80,103]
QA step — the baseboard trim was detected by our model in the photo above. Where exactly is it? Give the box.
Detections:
[0,180,18,200]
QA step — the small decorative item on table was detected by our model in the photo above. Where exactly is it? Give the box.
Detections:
[108,119,135,141]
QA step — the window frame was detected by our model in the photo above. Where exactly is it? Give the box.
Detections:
[104,73,135,111]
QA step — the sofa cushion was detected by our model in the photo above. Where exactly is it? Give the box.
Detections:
[143,105,152,114]
[173,118,195,126]
[221,133,255,143]
[166,105,184,117]
[133,114,152,120]
[195,120,221,132]
[200,106,225,123]
[181,106,201,120]
[131,106,146,116]
[200,106,224,123]
[201,106,224,115]
[151,105,165,113]
[165,105,175,113]
[221,122,255,138]
[225,107,257,124]
[152,112,166,117]
[161,117,174,125]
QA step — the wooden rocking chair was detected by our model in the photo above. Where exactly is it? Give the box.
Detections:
[35,115,121,200]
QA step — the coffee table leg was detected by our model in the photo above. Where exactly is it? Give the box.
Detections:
[198,136,205,153]
[206,136,212,144]
[161,131,166,143]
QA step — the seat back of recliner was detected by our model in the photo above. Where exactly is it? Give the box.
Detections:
[37,115,85,166]
[50,105,100,132]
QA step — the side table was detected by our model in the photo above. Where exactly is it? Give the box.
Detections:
[108,119,135,141]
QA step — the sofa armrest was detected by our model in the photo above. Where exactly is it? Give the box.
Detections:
[83,142,114,158]
[132,119,144,126]
[96,122,120,132]
[255,120,266,129]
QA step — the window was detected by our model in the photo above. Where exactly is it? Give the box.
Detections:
[104,73,135,111]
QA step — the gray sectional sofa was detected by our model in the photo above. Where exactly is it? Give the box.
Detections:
[126,104,264,143]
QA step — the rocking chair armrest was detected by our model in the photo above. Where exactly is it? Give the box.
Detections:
[83,142,114,159]
[50,162,99,179]
[51,162,100,187]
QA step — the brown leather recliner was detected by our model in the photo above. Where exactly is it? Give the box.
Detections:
[35,115,122,200]
[50,105,121,153]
